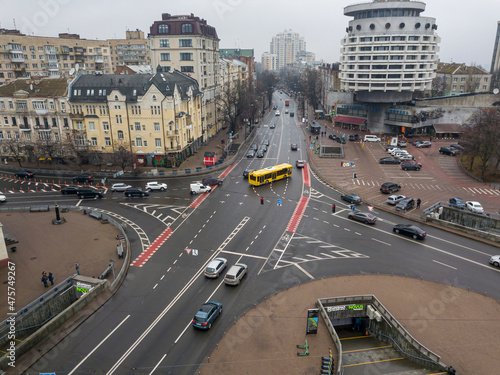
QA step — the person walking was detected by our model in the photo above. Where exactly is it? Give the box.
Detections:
[41,272,48,288]
[417,198,422,209]
[48,272,54,286]
[75,263,80,275]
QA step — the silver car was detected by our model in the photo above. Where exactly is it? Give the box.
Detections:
[204,257,228,278]
[387,194,406,205]
[111,183,132,192]
[223,263,248,285]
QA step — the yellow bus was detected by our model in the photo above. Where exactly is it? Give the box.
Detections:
[248,163,293,186]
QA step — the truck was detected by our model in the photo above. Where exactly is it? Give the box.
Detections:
[190,182,212,195]
[285,100,290,106]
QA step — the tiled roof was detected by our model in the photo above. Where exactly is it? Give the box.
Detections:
[0,77,69,97]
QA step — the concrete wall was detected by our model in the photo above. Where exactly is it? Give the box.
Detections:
[416,93,500,108]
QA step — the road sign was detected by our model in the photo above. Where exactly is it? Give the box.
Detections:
[367,206,374,212]
[350,205,355,212]
[277,199,282,206]
[192,249,198,256]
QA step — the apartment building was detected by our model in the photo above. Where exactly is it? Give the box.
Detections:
[490,21,500,74]
[148,13,220,139]
[108,29,151,72]
[269,30,306,70]
[261,52,277,71]
[68,71,202,167]
[220,49,255,82]
[435,62,491,96]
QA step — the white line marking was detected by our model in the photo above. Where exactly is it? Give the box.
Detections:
[432,260,457,270]
[149,354,167,375]
[372,238,391,246]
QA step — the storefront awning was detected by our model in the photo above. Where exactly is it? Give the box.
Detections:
[333,116,366,125]
[432,123,463,134]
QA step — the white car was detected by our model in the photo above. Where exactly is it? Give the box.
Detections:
[387,194,406,205]
[398,154,414,161]
[390,148,404,156]
[111,183,132,192]
[489,255,500,267]
[145,181,167,191]
[275,110,280,116]
[0,194,6,202]
[465,201,484,214]
[204,257,228,278]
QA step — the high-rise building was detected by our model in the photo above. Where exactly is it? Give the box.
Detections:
[220,49,255,82]
[261,52,277,71]
[269,30,306,70]
[108,30,151,72]
[148,13,220,140]
[339,0,441,132]
[490,21,500,74]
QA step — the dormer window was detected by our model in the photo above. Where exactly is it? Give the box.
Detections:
[114,95,119,101]
[182,23,193,33]
[152,95,157,102]
[158,24,168,34]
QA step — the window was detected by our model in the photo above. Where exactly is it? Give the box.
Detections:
[181,66,194,73]
[179,39,192,47]
[115,115,122,124]
[105,137,111,146]
[181,24,193,33]
[25,132,31,141]
[52,118,57,127]
[158,24,169,34]
[160,53,170,61]
[154,123,160,132]
[155,138,161,148]
[135,123,141,131]
[12,117,17,126]
[63,118,69,127]
[0,101,4,110]
[152,95,157,102]
[180,53,193,61]
[136,137,143,147]
[3,117,8,125]
[91,137,97,146]
[89,121,95,131]
[0,132,3,140]
[452,85,457,91]
[461,77,466,82]
[103,122,109,131]
[453,77,458,83]
[35,117,41,127]
[142,125,146,131]
[160,39,169,47]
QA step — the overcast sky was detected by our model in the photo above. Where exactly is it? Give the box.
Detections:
[1,0,499,70]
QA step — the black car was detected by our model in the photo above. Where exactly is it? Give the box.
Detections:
[379,157,400,165]
[61,186,79,195]
[348,134,359,141]
[202,177,223,186]
[401,161,421,171]
[263,139,270,146]
[73,173,93,183]
[243,169,255,179]
[393,224,426,240]
[15,170,35,179]
[291,143,298,151]
[256,149,264,158]
[348,210,377,224]
[76,187,103,199]
[340,193,361,204]
[246,150,256,158]
[439,147,457,156]
[290,112,295,117]
[450,144,464,152]
[380,182,401,194]
[124,188,149,197]
[395,198,415,211]
[337,137,346,144]
[329,134,338,141]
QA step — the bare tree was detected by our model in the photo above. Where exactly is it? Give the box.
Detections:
[217,80,250,135]
[113,141,135,171]
[63,131,90,169]
[299,67,322,110]
[35,133,62,166]
[431,75,446,97]
[2,138,26,167]
[256,71,278,110]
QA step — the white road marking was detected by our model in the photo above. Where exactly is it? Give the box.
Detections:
[293,263,315,280]
[432,260,457,270]
[372,238,391,246]
[149,354,167,375]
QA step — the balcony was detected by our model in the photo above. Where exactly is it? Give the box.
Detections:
[9,45,23,54]
[48,63,59,71]
[95,56,104,63]
[11,54,25,63]
[19,124,31,131]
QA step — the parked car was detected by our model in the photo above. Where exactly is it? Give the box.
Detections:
[223,263,248,285]
[397,140,407,148]
[124,188,149,197]
[395,198,415,211]
[348,134,359,141]
[348,210,377,224]
[387,194,406,205]
[204,257,227,278]
[449,197,466,209]
[202,177,223,186]
[246,149,256,158]
[111,183,132,192]
[329,134,338,141]
[465,201,484,214]
[0,194,7,202]
[380,182,401,194]
[411,140,423,146]
[364,135,381,142]
[450,144,464,152]
[73,173,93,183]
[398,154,415,161]
[291,143,298,151]
[256,149,264,158]
[439,147,457,156]
[296,160,305,168]
[243,169,255,179]
[337,137,346,144]
[401,161,421,171]
[15,170,35,179]
[489,255,500,267]
[390,148,404,156]
[145,181,167,191]
[340,193,361,204]
[61,186,79,195]
[416,141,432,148]
[393,224,426,240]
[191,301,223,330]
[379,157,400,165]
[76,187,103,199]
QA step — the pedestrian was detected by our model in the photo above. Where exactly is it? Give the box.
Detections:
[48,272,54,286]
[75,262,80,275]
[309,135,311,141]
[341,161,343,167]
[260,197,264,205]
[417,198,421,209]
[41,273,48,288]
[353,172,357,179]
[332,204,336,213]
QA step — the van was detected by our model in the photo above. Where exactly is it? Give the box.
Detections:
[190,182,212,195]
[364,135,381,142]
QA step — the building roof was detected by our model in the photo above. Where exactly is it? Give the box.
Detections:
[432,123,464,133]
[69,71,200,103]
[0,77,69,98]
[149,13,219,40]
[220,49,254,58]
[436,63,489,75]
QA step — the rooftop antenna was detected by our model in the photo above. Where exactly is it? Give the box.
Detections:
[13,18,16,30]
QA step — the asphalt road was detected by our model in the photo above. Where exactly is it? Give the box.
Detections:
[1,94,498,374]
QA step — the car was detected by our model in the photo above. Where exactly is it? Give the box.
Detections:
[393,224,426,240]
[61,186,79,195]
[204,257,227,278]
[439,147,457,156]
[411,140,423,146]
[380,182,401,194]
[15,170,34,179]
[202,177,223,186]
[337,137,346,144]
[246,149,256,158]
[124,188,149,197]
[145,181,167,191]
[387,194,406,205]
[272,105,277,110]
[465,201,484,214]
[398,154,414,161]
[393,150,409,157]
[329,134,338,141]
[285,109,289,114]
[256,149,264,158]
[291,143,298,151]
[270,124,276,129]
[243,169,255,179]
[386,145,399,152]
[397,140,407,148]
[449,197,466,209]
[224,263,248,285]
[450,144,464,152]
[76,187,103,199]
[275,111,280,116]
[250,143,258,151]
[401,161,421,171]
[263,139,270,146]
[489,255,500,267]
[340,193,361,204]
[416,141,432,148]
[72,173,93,183]
[379,157,400,164]
[191,301,223,330]
[111,183,132,192]
[349,134,359,141]
[296,160,305,168]
[348,210,377,224]
[290,112,295,117]
[260,144,268,152]
[0,194,6,202]
[395,198,415,211]
[364,135,381,142]
[390,148,404,156]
